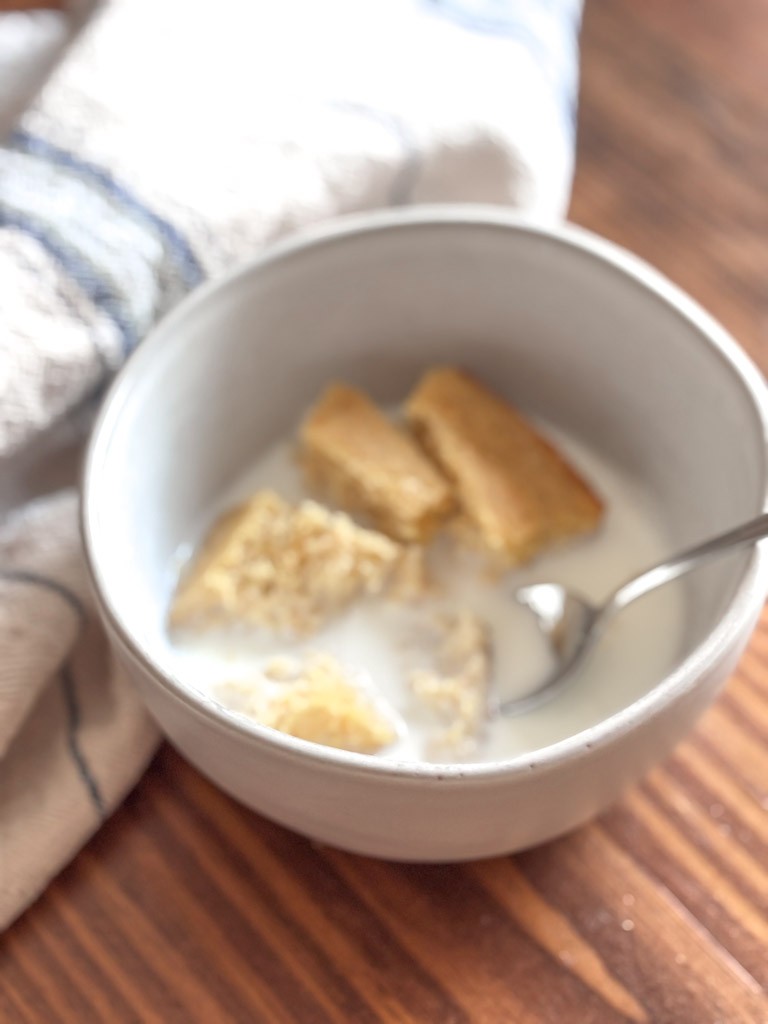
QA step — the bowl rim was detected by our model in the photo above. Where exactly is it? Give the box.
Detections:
[81,203,768,782]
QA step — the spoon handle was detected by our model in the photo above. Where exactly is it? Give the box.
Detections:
[609,511,768,614]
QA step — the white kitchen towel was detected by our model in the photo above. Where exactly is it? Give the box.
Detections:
[0,0,583,930]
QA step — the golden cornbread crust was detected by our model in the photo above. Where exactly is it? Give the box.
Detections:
[169,490,402,635]
[301,383,454,542]
[407,367,603,564]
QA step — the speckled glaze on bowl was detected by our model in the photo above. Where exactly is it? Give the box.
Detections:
[82,206,768,861]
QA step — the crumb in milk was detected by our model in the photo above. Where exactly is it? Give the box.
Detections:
[216,651,398,755]
[407,609,491,755]
[387,544,433,602]
[263,655,303,682]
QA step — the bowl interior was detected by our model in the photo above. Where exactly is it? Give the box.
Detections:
[85,212,768,754]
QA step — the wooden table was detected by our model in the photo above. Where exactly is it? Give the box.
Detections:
[4,1,768,1020]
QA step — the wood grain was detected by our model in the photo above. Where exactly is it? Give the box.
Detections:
[3,0,768,1020]
[0,2,66,10]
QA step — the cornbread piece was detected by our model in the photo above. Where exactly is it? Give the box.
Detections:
[264,653,398,753]
[169,490,401,635]
[301,383,454,543]
[409,609,491,754]
[407,367,603,564]
[220,653,398,754]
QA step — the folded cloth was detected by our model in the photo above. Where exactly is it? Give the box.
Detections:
[0,0,583,929]
[0,0,95,138]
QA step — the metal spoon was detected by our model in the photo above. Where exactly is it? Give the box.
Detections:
[495,512,768,717]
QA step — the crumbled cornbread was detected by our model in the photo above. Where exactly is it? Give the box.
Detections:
[409,609,491,754]
[407,367,603,564]
[263,655,302,682]
[224,652,398,754]
[169,490,402,635]
[301,383,454,543]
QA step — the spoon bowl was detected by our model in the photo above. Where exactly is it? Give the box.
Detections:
[498,511,768,718]
[492,586,600,717]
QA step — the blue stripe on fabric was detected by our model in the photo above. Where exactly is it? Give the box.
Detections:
[0,207,137,357]
[425,0,578,38]
[422,0,579,141]
[0,572,101,812]
[10,129,205,291]
[0,569,86,621]
[61,664,105,819]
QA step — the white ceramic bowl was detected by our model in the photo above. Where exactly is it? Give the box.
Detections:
[82,206,768,861]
